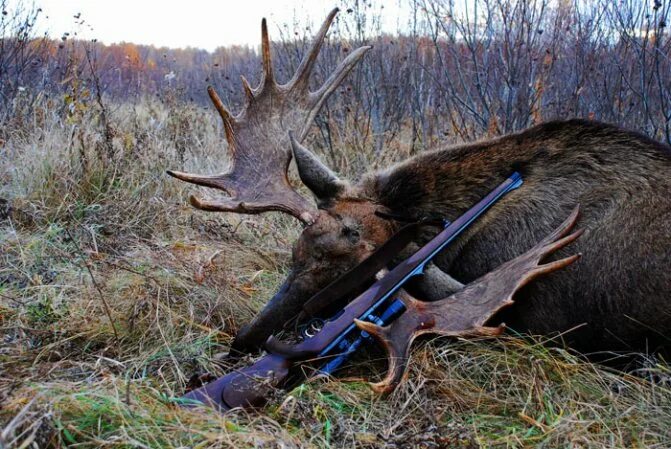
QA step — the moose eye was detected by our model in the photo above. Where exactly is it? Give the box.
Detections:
[342,227,360,244]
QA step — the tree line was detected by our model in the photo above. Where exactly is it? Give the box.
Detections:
[2,0,670,156]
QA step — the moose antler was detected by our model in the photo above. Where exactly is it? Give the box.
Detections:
[355,206,584,394]
[167,8,371,223]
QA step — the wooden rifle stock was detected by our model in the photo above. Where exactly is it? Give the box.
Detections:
[181,354,290,411]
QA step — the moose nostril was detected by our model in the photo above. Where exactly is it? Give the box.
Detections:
[343,227,361,244]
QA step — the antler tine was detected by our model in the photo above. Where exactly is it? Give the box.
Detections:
[540,229,583,258]
[166,87,237,192]
[207,86,236,147]
[261,18,274,86]
[303,45,371,139]
[288,7,339,90]
[538,205,580,246]
[189,194,314,221]
[354,318,413,395]
[533,253,582,276]
[241,75,255,101]
[165,170,229,191]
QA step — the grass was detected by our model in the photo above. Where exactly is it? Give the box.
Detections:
[1,97,670,448]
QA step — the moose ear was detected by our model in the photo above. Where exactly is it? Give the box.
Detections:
[289,131,345,201]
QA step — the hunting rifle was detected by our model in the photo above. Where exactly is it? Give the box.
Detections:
[178,172,582,411]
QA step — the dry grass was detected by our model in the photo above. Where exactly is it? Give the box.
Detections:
[1,98,670,448]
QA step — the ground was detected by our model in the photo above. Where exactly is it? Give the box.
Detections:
[1,100,670,448]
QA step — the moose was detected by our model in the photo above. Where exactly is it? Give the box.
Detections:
[168,8,671,361]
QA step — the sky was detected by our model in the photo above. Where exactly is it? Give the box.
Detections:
[15,0,409,51]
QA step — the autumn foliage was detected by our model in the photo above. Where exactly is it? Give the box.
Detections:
[2,0,671,155]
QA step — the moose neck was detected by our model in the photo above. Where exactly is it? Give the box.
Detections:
[364,137,528,222]
[363,118,671,224]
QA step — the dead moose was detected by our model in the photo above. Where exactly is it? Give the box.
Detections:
[168,8,671,361]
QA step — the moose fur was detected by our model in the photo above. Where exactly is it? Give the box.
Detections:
[358,119,671,354]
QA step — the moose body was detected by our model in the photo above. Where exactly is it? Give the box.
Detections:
[365,119,671,353]
[169,9,671,358]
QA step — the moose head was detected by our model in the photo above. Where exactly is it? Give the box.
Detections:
[168,9,398,352]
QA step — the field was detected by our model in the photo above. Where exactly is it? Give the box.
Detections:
[2,0,671,446]
[1,98,670,449]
